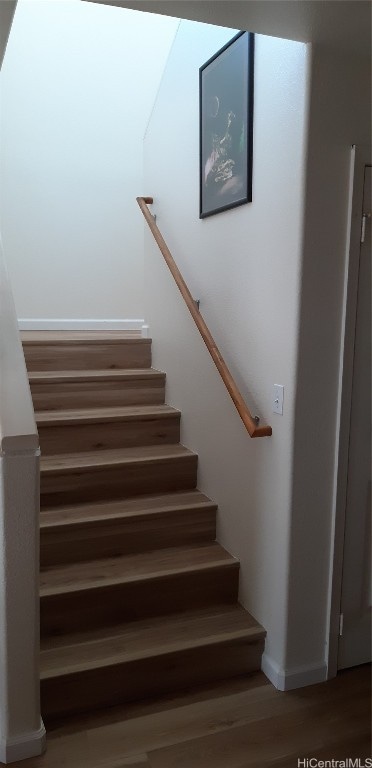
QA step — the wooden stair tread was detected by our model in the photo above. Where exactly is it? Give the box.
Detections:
[36,404,180,425]
[40,605,265,678]
[21,331,144,342]
[28,368,165,382]
[40,444,196,473]
[40,543,237,597]
[40,490,217,528]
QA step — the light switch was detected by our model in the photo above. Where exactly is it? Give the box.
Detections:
[273,384,284,415]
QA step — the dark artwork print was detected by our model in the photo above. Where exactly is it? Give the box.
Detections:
[199,31,254,218]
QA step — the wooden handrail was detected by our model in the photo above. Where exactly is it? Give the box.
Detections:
[137,197,272,438]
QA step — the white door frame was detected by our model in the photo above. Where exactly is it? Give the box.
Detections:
[327,144,371,678]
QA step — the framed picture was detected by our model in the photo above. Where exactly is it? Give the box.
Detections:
[199,31,254,219]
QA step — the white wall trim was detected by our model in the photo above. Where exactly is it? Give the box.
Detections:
[0,721,46,764]
[262,652,328,691]
[18,318,145,331]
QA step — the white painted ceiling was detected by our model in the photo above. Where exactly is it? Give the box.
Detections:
[83,0,371,59]
[2,1,370,69]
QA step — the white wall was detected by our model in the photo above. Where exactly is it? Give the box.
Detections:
[0,0,178,322]
[143,11,371,688]
[144,21,310,682]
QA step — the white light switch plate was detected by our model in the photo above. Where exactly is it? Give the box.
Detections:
[273,384,284,415]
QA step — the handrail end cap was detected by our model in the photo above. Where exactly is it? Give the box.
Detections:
[250,424,272,438]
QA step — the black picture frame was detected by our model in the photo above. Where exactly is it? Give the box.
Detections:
[199,31,254,219]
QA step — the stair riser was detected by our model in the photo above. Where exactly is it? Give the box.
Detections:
[41,566,239,635]
[38,414,180,455]
[41,455,198,507]
[24,341,151,371]
[41,508,217,566]
[30,379,165,410]
[41,637,264,720]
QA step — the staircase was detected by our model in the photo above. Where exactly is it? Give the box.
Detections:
[22,330,266,722]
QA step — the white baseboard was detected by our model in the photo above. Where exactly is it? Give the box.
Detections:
[0,721,46,763]
[18,318,145,331]
[262,652,328,691]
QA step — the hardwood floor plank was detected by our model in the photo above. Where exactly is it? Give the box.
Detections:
[85,676,303,762]
[147,689,370,768]
[8,668,370,768]
[97,757,150,768]
[85,667,369,762]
